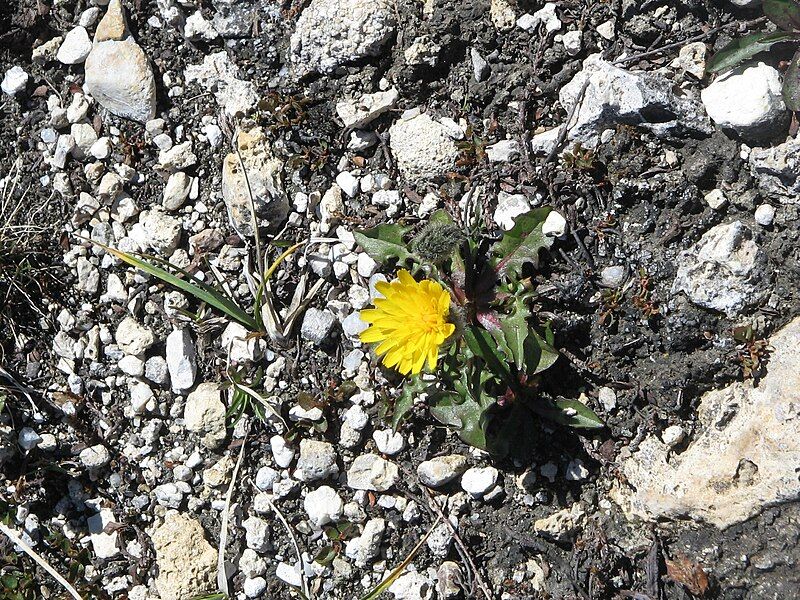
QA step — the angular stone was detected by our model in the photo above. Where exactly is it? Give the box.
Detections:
[612,317,800,528]
[222,126,288,238]
[389,113,459,183]
[152,513,217,600]
[347,453,398,491]
[290,0,396,77]
[336,88,399,128]
[184,383,227,450]
[530,54,711,153]
[701,62,787,142]
[671,221,769,317]
[84,0,155,123]
[166,328,197,392]
[749,138,800,204]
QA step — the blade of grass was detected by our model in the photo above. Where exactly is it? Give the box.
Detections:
[258,492,311,599]
[217,428,248,595]
[77,236,258,331]
[358,514,443,600]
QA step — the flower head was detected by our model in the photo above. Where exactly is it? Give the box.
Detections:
[359,270,455,375]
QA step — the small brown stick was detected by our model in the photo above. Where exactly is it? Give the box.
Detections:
[421,487,494,600]
[613,16,768,65]
[545,79,590,163]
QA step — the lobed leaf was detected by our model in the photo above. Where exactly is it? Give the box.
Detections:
[707,31,800,74]
[525,328,559,375]
[493,208,554,280]
[354,223,414,265]
[499,297,530,371]
[391,376,429,431]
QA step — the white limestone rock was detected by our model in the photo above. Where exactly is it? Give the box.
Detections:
[84,0,156,123]
[290,0,396,77]
[701,62,787,141]
[612,317,800,528]
[389,113,459,183]
[222,126,288,238]
[152,513,217,600]
[184,383,227,449]
[671,221,769,317]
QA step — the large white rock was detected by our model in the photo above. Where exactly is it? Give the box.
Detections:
[344,518,385,567]
[115,317,154,355]
[88,508,121,559]
[530,54,711,153]
[701,62,787,141]
[389,113,459,183]
[184,383,227,449]
[184,51,258,117]
[290,0,396,77]
[294,439,339,482]
[671,221,769,317]
[612,317,800,528]
[83,0,156,123]
[140,208,181,254]
[304,485,344,527]
[417,455,468,487]
[222,126,288,238]
[152,513,217,600]
[347,453,399,491]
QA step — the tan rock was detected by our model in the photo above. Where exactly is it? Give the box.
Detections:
[152,513,217,600]
[533,503,585,540]
[612,316,800,528]
[221,126,288,238]
[184,383,227,450]
[84,0,155,123]
[94,0,128,43]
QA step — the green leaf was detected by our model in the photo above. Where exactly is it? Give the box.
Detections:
[80,237,258,331]
[764,0,800,31]
[429,392,490,450]
[463,326,512,384]
[524,329,559,375]
[428,209,455,225]
[493,208,553,279]
[531,398,604,430]
[314,545,338,566]
[707,31,800,74]
[783,49,800,110]
[500,297,530,371]
[430,359,498,451]
[392,376,429,431]
[354,224,414,265]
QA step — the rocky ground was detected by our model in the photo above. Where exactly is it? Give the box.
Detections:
[2,0,800,599]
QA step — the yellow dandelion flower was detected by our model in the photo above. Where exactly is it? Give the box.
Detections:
[359,269,455,376]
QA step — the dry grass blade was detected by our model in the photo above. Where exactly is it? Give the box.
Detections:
[217,429,249,595]
[358,514,443,600]
[0,521,84,600]
[257,493,311,599]
[422,487,493,600]
[77,236,258,331]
